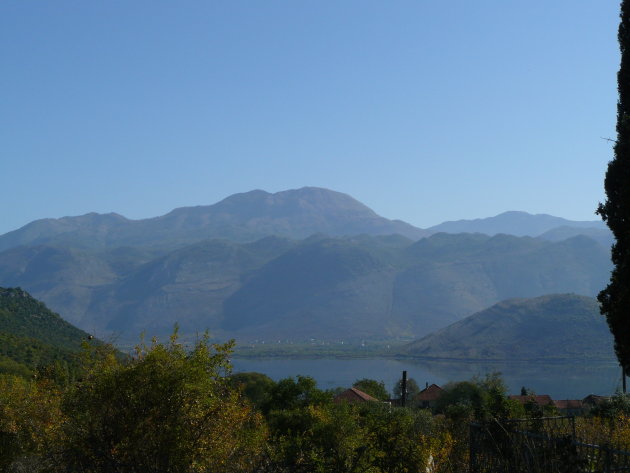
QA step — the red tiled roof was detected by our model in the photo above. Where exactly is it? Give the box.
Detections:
[554,399,583,409]
[334,387,378,403]
[508,395,554,406]
[416,384,444,402]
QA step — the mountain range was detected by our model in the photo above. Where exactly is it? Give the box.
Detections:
[0,188,427,251]
[0,187,613,342]
[1,188,609,252]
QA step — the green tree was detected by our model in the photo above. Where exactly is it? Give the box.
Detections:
[392,377,420,401]
[55,333,267,473]
[263,375,331,415]
[264,384,446,473]
[352,378,389,400]
[435,372,510,421]
[230,371,276,410]
[266,403,370,473]
[598,0,630,372]
[590,393,630,418]
[362,404,438,473]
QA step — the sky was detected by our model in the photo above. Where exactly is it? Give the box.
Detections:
[0,1,621,235]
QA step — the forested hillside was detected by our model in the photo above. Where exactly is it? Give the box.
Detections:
[0,287,94,378]
[403,294,614,360]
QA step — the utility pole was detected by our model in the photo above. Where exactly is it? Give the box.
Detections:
[624,366,627,394]
[401,370,407,407]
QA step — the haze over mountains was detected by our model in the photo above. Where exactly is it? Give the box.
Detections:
[0,187,612,344]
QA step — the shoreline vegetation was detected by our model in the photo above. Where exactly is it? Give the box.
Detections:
[230,340,617,362]
[1,332,628,472]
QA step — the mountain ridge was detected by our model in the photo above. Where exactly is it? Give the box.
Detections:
[1,189,612,253]
[428,210,606,237]
[0,188,428,251]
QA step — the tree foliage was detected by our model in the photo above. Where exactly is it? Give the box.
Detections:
[55,333,266,473]
[352,378,389,400]
[230,371,276,409]
[435,372,513,421]
[1,341,582,473]
[598,0,630,371]
[0,375,61,471]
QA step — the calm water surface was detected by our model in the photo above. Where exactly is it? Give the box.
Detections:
[231,357,621,400]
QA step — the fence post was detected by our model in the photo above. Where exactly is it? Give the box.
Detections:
[469,423,478,473]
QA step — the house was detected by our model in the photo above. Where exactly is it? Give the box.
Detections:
[554,399,584,416]
[415,383,444,409]
[508,394,555,408]
[334,387,378,404]
[582,394,610,411]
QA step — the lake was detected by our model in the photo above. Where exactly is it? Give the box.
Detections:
[231,357,622,400]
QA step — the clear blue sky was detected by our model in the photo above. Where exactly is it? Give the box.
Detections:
[0,1,620,235]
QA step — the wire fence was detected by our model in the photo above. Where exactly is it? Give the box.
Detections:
[470,416,630,473]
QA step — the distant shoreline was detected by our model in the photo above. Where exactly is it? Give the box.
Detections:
[232,349,617,364]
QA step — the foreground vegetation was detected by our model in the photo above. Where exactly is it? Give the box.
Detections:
[1,333,630,473]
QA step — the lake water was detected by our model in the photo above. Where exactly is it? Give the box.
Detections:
[231,357,622,400]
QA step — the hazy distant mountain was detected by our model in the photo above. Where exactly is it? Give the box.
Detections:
[537,226,614,248]
[0,190,615,341]
[382,233,610,338]
[0,245,162,327]
[0,231,611,341]
[402,294,614,360]
[86,236,296,335]
[0,212,130,251]
[0,188,427,251]
[428,211,606,237]
[221,237,402,339]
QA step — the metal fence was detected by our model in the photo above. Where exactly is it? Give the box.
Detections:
[470,417,630,473]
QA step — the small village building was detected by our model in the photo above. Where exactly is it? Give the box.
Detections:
[508,394,555,408]
[334,387,378,404]
[415,384,444,409]
[554,399,584,416]
[582,394,610,411]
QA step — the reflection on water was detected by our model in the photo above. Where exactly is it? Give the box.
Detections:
[232,357,622,400]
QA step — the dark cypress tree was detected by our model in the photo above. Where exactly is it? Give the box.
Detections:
[598,0,630,372]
